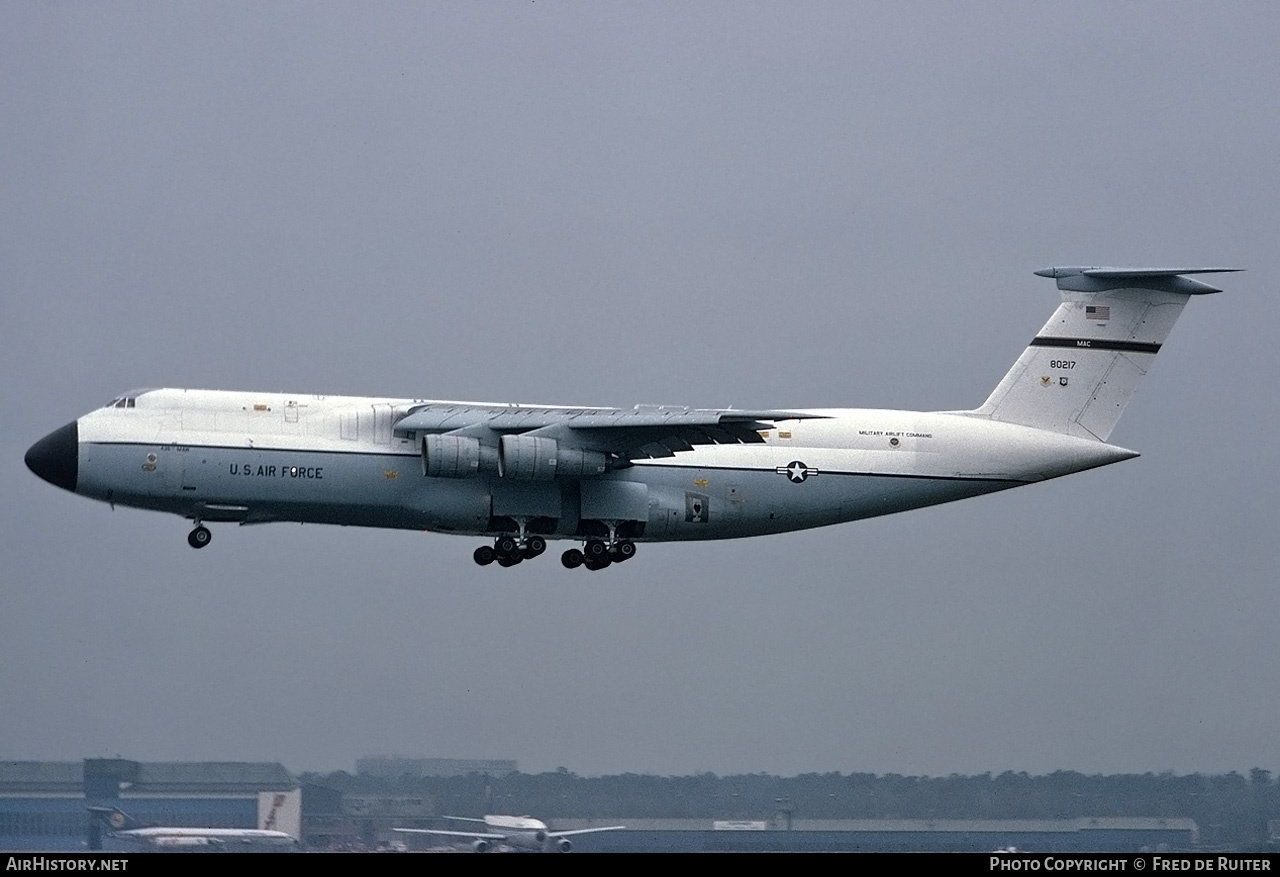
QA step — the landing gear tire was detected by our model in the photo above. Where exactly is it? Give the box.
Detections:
[584,555,612,571]
[495,535,519,557]
[187,526,211,549]
[525,536,547,558]
[561,548,584,569]
[584,540,609,560]
[473,546,496,566]
[497,555,522,567]
[610,541,636,562]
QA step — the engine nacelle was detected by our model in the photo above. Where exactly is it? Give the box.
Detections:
[554,446,608,478]
[554,837,573,853]
[153,836,220,847]
[422,435,497,478]
[499,435,608,480]
[498,435,557,480]
[472,839,491,853]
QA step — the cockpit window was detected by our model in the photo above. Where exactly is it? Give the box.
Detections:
[101,389,154,409]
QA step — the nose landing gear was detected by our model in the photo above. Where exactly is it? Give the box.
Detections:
[187,525,212,549]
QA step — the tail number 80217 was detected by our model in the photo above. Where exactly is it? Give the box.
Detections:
[1049,360,1076,369]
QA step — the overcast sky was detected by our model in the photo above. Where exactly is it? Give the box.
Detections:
[3,2,1277,780]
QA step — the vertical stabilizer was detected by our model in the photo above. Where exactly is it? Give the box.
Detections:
[971,267,1237,441]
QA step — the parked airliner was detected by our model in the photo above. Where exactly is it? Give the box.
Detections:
[88,806,297,849]
[394,814,625,853]
[25,266,1235,570]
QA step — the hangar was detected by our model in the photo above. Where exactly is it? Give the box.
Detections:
[0,759,298,851]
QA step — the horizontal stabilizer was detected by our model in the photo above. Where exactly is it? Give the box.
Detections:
[1033,266,1241,295]
[88,807,146,831]
[1035,266,1241,278]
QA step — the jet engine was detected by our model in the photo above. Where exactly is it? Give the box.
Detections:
[499,435,607,480]
[553,837,573,853]
[153,837,220,847]
[556,447,609,478]
[421,435,498,478]
[472,839,491,853]
[498,435,556,479]
[423,433,608,481]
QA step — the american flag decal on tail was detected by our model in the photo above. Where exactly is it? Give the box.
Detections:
[1085,305,1110,321]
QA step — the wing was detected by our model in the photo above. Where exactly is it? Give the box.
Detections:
[393,827,506,840]
[548,825,626,837]
[534,409,811,460]
[394,403,823,471]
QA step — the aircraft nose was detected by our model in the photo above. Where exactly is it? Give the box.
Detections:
[25,421,79,492]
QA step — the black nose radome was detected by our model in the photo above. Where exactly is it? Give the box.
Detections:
[25,421,78,492]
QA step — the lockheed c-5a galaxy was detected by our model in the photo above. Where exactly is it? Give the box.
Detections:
[25,267,1234,571]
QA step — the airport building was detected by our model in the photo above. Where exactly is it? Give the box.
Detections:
[355,756,518,779]
[0,759,298,851]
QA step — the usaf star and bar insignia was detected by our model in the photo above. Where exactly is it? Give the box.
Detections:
[777,460,818,483]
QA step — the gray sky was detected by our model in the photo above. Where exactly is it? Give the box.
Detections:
[3,1,1277,779]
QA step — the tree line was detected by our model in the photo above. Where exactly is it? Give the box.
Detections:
[299,767,1280,849]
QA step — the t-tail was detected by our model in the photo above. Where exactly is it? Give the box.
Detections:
[970,267,1239,441]
[87,806,147,832]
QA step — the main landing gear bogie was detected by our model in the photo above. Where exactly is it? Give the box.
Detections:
[475,535,637,570]
[473,534,549,567]
[560,539,636,571]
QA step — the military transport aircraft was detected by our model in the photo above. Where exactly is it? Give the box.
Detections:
[393,814,625,853]
[25,266,1235,570]
[88,806,297,849]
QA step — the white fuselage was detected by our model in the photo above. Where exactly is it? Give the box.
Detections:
[115,826,296,846]
[58,388,1134,543]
